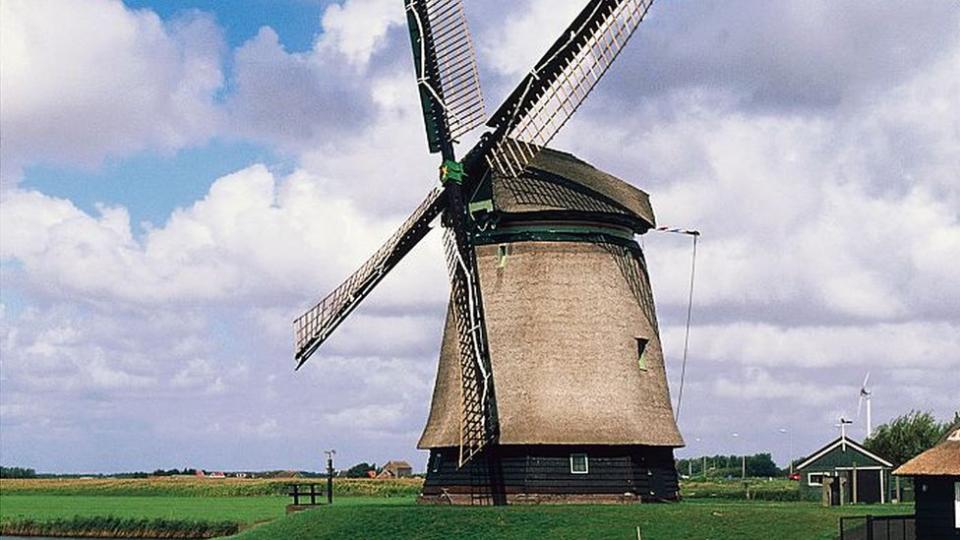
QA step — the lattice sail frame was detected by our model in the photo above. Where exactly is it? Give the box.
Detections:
[406,0,486,145]
[486,0,655,177]
[442,228,495,466]
[293,187,446,368]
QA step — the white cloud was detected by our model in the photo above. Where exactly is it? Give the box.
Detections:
[0,0,224,184]
[316,0,404,66]
[669,321,960,370]
[712,367,851,406]
[0,165,447,307]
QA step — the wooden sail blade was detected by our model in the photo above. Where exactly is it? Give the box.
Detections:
[293,186,446,368]
[442,227,497,466]
[405,0,486,153]
[485,0,655,177]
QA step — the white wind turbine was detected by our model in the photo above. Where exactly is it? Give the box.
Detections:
[857,372,873,439]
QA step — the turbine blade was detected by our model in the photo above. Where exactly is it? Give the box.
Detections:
[485,0,655,177]
[293,186,446,368]
[442,227,497,466]
[405,0,486,153]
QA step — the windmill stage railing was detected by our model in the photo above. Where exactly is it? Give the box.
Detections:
[487,0,655,178]
[293,186,446,367]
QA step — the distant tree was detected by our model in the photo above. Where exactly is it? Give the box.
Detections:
[0,466,37,478]
[345,462,376,478]
[745,453,779,477]
[864,410,952,467]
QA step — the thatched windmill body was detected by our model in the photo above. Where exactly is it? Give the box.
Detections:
[293,0,683,504]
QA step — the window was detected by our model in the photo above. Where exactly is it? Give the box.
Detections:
[430,452,443,473]
[636,338,649,370]
[497,244,509,268]
[955,481,959,529]
[570,453,589,474]
[808,473,825,486]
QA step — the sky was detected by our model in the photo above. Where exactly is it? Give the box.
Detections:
[1,0,958,474]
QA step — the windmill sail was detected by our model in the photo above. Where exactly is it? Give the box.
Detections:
[442,228,497,466]
[405,0,486,152]
[485,0,655,177]
[293,186,446,368]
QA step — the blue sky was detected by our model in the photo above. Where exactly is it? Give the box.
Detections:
[1,0,958,474]
[124,0,326,52]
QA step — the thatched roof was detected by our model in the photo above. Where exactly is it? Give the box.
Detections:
[893,424,960,476]
[488,148,656,233]
[418,240,683,448]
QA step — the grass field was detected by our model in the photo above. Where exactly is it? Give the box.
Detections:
[0,476,421,497]
[0,478,915,539]
[234,499,913,540]
[0,495,286,524]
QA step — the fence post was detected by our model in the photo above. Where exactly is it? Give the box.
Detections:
[865,515,873,540]
[292,484,300,506]
[310,483,316,505]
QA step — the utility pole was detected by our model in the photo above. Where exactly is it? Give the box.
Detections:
[732,432,744,480]
[324,450,336,504]
[779,428,793,475]
[702,455,707,479]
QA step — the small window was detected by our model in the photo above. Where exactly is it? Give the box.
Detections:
[808,473,825,486]
[954,481,959,529]
[497,244,509,268]
[570,453,589,474]
[636,338,649,370]
[430,452,443,473]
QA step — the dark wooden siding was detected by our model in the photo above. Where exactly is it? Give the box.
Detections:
[422,445,679,503]
[914,476,960,539]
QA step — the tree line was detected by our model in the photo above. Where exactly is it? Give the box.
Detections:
[679,410,957,479]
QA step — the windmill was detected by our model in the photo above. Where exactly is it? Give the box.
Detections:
[857,372,872,439]
[293,0,682,504]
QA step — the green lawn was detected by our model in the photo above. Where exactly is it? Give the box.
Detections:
[0,495,286,528]
[0,491,915,540]
[235,499,914,540]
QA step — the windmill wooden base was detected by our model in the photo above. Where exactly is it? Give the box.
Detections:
[419,445,679,505]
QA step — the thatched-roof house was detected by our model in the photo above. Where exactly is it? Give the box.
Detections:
[418,148,683,504]
[377,461,413,479]
[893,424,960,538]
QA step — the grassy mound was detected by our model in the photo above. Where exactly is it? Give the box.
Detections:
[234,499,913,540]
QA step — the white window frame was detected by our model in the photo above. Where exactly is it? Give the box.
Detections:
[954,481,959,529]
[808,472,826,486]
[570,453,589,475]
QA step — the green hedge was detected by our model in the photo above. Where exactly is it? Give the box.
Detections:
[1,516,239,538]
[681,480,801,501]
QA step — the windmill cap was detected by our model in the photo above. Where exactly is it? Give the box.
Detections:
[488,147,657,233]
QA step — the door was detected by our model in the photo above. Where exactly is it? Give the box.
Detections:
[855,469,881,504]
